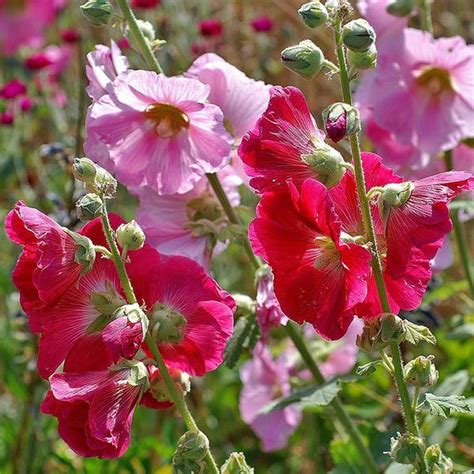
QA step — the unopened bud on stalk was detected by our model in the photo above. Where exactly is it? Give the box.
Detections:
[389,432,425,465]
[80,0,112,26]
[172,431,209,474]
[73,157,97,184]
[348,43,378,70]
[221,452,254,474]
[342,19,376,52]
[357,321,388,352]
[116,220,146,251]
[298,2,329,28]
[424,444,454,473]
[86,166,117,198]
[379,313,405,344]
[386,0,416,17]
[281,40,326,79]
[322,102,361,142]
[150,367,190,403]
[76,193,103,221]
[404,355,438,387]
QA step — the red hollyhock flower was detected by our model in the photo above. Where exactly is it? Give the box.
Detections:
[199,19,224,37]
[249,179,372,340]
[131,0,160,8]
[238,86,346,193]
[41,361,152,459]
[130,255,235,376]
[5,202,95,333]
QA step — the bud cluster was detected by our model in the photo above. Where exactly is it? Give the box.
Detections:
[322,102,361,142]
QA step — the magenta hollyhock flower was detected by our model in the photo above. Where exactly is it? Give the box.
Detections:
[4,202,95,334]
[25,45,72,78]
[0,110,14,125]
[132,0,160,8]
[199,19,224,38]
[249,179,372,340]
[250,16,274,33]
[255,266,288,340]
[41,362,152,458]
[0,79,27,100]
[239,86,331,193]
[19,97,34,112]
[136,166,242,267]
[186,53,271,142]
[86,71,232,195]
[239,344,302,452]
[130,254,235,376]
[356,29,474,157]
[86,41,129,101]
[60,28,81,44]
[0,0,63,55]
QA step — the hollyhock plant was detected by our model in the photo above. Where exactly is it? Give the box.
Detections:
[355,28,474,157]
[132,0,160,9]
[239,344,302,452]
[249,179,372,340]
[199,19,224,38]
[136,166,243,267]
[5,201,96,333]
[41,361,152,458]
[0,79,27,100]
[186,53,271,143]
[239,86,348,193]
[250,16,274,33]
[86,71,232,195]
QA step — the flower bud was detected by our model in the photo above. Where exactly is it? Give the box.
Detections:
[342,19,376,52]
[348,43,378,70]
[149,367,190,403]
[425,444,454,473]
[298,2,329,28]
[322,102,361,142]
[152,304,187,344]
[386,0,416,17]
[356,320,389,352]
[80,0,112,26]
[116,220,146,251]
[221,452,254,474]
[379,313,405,344]
[76,193,103,221]
[65,230,97,275]
[136,19,156,43]
[72,157,97,184]
[173,431,209,474]
[281,40,325,79]
[114,303,149,335]
[390,432,425,465]
[85,166,117,198]
[302,142,347,188]
[404,355,438,387]
[379,182,414,216]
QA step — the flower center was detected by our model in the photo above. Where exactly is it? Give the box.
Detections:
[151,303,187,344]
[314,236,340,269]
[144,103,190,138]
[415,67,453,97]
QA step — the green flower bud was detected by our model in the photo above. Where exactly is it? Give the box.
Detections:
[322,102,361,142]
[114,303,149,336]
[425,444,454,473]
[281,40,325,79]
[404,355,438,387]
[386,0,416,17]
[342,19,376,52]
[390,432,425,465]
[221,452,254,474]
[356,320,390,352]
[72,157,97,184]
[64,230,97,275]
[298,2,329,28]
[85,166,117,198]
[172,431,209,474]
[80,0,112,26]
[348,43,378,70]
[150,367,190,404]
[116,220,146,251]
[76,193,103,221]
[302,142,347,188]
[379,313,406,344]
[152,304,187,344]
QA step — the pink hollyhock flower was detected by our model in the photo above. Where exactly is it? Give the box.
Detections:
[186,53,271,142]
[255,265,288,340]
[5,202,96,334]
[239,344,302,452]
[132,0,160,8]
[355,29,474,157]
[86,71,232,195]
[136,166,242,267]
[0,79,27,100]
[239,86,335,193]
[199,19,224,38]
[41,361,152,458]
[130,254,235,376]
[0,0,63,55]
[19,97,34,112]
[250,16,273,33]
[249,179,372,340]
[86,41,129,101]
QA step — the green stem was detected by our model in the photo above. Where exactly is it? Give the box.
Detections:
[333,19,422,447]
[420,0,434,34]
[286,322,378,474]
[412,386,420,415]
[115,0,163,74]
[99,203,219,474]
[444,150,474,297]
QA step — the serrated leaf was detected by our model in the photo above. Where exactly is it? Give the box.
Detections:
[356,360,382,376]
[424,394,471,419]
[223,315,260,369]
[403,321,436,345]
[260,379,341,414]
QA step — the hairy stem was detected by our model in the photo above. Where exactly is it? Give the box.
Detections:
[420,0,434,34]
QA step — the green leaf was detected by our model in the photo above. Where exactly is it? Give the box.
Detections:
[424,280,468,304]
[434,370,469,397]
[260,379,341,414]
[424,394,471,419]
[356,360,382,377]
[224,315,260,369]
[403,321,436,345]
